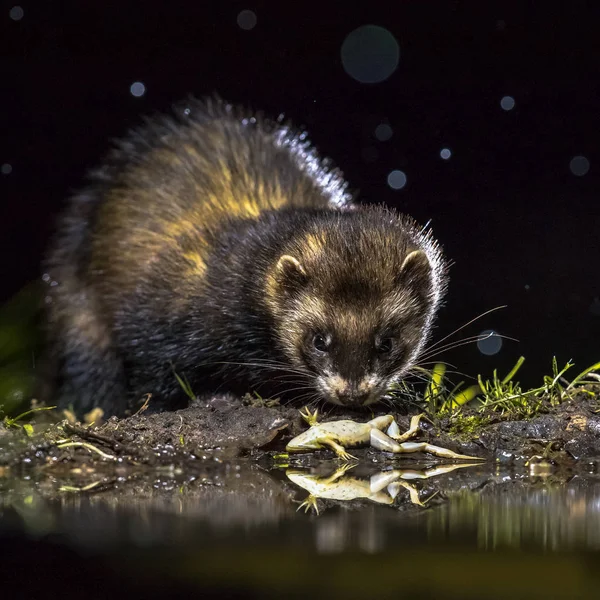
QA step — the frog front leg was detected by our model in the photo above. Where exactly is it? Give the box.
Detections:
[320,438,358,461]
[295,464,356,514]
[370,429,482,460]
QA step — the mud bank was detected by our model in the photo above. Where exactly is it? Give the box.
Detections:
[1,385,599,483]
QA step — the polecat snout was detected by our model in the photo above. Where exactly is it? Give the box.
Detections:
[44,97,448,416]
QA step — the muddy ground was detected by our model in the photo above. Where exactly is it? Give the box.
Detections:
[1,386,600,514]
[3,386,600,467]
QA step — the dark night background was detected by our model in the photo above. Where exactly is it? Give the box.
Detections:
[3,1,600,391]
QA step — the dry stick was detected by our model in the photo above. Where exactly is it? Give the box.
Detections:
[63,422,141,459]
[56,441,116,461]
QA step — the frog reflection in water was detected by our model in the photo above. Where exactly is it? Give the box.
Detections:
[286,408,483,461]
[287,462,480,512]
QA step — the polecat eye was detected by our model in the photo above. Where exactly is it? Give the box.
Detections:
[376,337,394,354]
[312,333,331,353]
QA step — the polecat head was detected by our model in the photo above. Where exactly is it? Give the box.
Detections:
[265,208,448,407]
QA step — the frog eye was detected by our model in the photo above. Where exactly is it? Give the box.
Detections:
[312,333,331,353]
[375,336,394,355]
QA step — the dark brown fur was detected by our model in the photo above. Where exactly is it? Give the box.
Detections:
[44,97,448,416]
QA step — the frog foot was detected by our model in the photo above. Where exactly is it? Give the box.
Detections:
[334,448,358,462]
[386,413,426,443]
[388,481,428,507]
[298,494,320,515]
[299,406,320,427]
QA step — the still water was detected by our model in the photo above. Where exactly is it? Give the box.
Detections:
[2,461,600,599]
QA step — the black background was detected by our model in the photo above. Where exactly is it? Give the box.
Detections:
[3,1,600,388]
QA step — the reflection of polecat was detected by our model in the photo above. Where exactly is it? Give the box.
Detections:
[44,97,449,417]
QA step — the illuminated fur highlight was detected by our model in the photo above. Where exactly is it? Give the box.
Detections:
[44,97,448,416]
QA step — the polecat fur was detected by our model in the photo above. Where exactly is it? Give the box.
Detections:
[44,97,449,416]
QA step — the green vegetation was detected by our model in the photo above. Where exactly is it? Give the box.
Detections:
[171,363,196,400]
[3,405,56,437]
[420,356,600,420]
[0,282,43,416]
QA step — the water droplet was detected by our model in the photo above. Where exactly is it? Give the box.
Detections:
[440,148,452,160]
[569,155,590,177]
[387,169,407,190]
[477,329,502,356]
[341,25,400,84]
[374,123,393,141]
[130,81,146,97]
[9,5,24,21]
[237,9,257,31]
[500,96,515,111]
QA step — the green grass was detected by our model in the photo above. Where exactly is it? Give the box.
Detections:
[3,405,56,436]
[420,356,600,420]
[171,364,196,400]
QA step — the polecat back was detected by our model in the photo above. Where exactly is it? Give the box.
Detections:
[45,97,448,416]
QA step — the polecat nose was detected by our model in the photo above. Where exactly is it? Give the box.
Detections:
[336,389,371,406]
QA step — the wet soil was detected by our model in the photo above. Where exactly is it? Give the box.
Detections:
[2,386,600,473]
[3,388,600,599]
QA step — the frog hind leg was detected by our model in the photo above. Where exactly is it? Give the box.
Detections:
[370,430,483,461]
[386,413,425,443]
[397,441,483,461]
[387,481,431,507]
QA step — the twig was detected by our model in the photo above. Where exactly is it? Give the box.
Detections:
[56,441,116,461]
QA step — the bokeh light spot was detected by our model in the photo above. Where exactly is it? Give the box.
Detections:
[590,297,600,316]
[130,82,146,97]
[341,25,400,84]
[500,96,515,111]
[374,123,393,141]
[569,155,590,177]
[1,163,12,175]
[440,148,452,160]
[237,10,257,31]
[9,5,24,21]
[387,170,407,190]
[477,329,502,356]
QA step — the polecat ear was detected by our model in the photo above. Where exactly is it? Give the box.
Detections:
[396,250,433,297]
[275,255,309,291]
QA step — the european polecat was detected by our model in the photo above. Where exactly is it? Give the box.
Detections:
[44,97,448,417]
